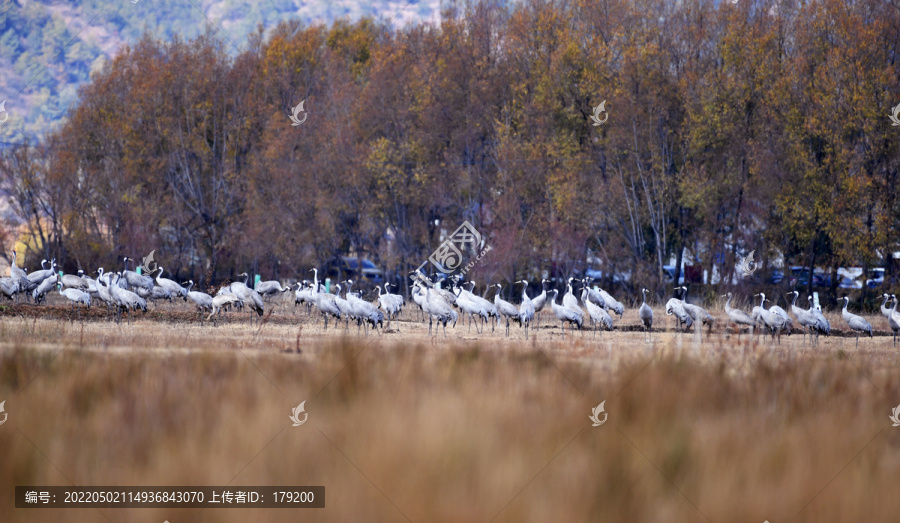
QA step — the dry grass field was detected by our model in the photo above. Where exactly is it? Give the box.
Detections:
[2,296,900,522]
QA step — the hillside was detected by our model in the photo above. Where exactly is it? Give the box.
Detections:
[0,0,436,143]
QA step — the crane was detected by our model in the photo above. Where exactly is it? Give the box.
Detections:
[549,289,582,336]
[309,268,341,330]
[155,267,187,299]
[722,292,755,340]
[516,280,535,340]
[491,283,520,337]
[580,283,612,335]
[530,279,550,327]
[638,288,653,342]
[840,296,872,347]
[56,281,91,321]
[255,279,291,301]
[32,274,59,304]
[679,286,713,330]
[230,272,265,324]
[451,281,490,333]
[122,257,155,291]
[183,280,214,324]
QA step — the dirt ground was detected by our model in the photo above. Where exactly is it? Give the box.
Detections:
[2,295,900,522]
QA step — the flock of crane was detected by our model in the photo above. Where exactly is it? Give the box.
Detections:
[2,252,897,346]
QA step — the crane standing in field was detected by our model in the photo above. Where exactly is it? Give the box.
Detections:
[491,283,520,337]
[550,289,582,336]
[788,291,820,345]
[840,296,872,347]
[722,292,755,341]
[580,283,613,335]
[638,288,653,342]
[183,280,214,324]
[516,280,535,340]
[530,279,550,327]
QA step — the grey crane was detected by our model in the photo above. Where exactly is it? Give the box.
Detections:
[840,296,872,347]
[183,280,214,323]
[207,289,242,326]
[137,285,173,305]
[27,258,57,286]
[562,277,581,312]
[413,281,455,336]
[757,298,787,343]
[107,273,147,323]
[155,267,187,299]
[665,288,693,332]
[451,281,490,333]
[516,280,535,339]
[638,288,654,342]
[32,274,59,304]
[345,280,384,335]
[550,289,582,336]
[122,257,155,291]
[679,286,714,330]
[766,294,793,335]
[10,251,27,290]
[93,268,117,319]
[255,279,291,301]
[891,294,900,347]
[230,272,265,324]
[61,270,89,290]
[375,284,404,324]
[309,268,341,330]
[466,281,498,332]
[530,279,550,326]
[57,281,91,320]
[788,291,820,345]
[880,294,900,347]
[722,292,755,340]
[804,296,831,343]
[0,278,18,300]
[590,278,625,318]
[491,283,520,337]
[293,281,315,315]
[580,283,612,336]
[334,282,359,331]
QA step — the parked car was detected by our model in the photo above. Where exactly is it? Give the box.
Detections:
[866,268,885,288]
[662,265,686,285]
[788,266,831,288]
[328,256,385,284]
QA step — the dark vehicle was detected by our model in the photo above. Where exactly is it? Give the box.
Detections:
[789,267,831,288]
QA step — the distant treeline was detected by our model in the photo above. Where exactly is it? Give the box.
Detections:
[1,0,899,298]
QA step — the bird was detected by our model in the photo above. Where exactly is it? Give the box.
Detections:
[789,291,820,345]
[412,281,455,336]
[451,281,490,334]
[229,272,265,324]
[9,251,28,290]
[805,296,831,340]
[562,277,581,312]
[344,279,386,335]
[183,280,214,323]
[890,295,900,348]
[491,283,520,337]
[766,294,793,335]
[840,296,872,347]
[530,279,550,326]
[308,268,341,330]
[665,289,693,332]
[375,283,404,323]
[880,294,900,347]
[0,278,18,300]
[32,274,59,304]
[722,292,755,340]
[334,282,360,331]
[590,278,625,318]
[106,273,147,323]
[93,269,117,319]
[122,257,155,291]
[207,288,242,326]
[516,280,535,339]
[60,270,89,290]
[56,281,91,320]
[26,258,57,286]
[757,299,787,343]
[581,283,612,335]
[638,288,654,342]
[255,279,291,301]
[465,281,498,332]
[549,289,582,335]
[679,286,713,330]
[155,267,187,299]
[293,281,315,315]
[137,285,173,304]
